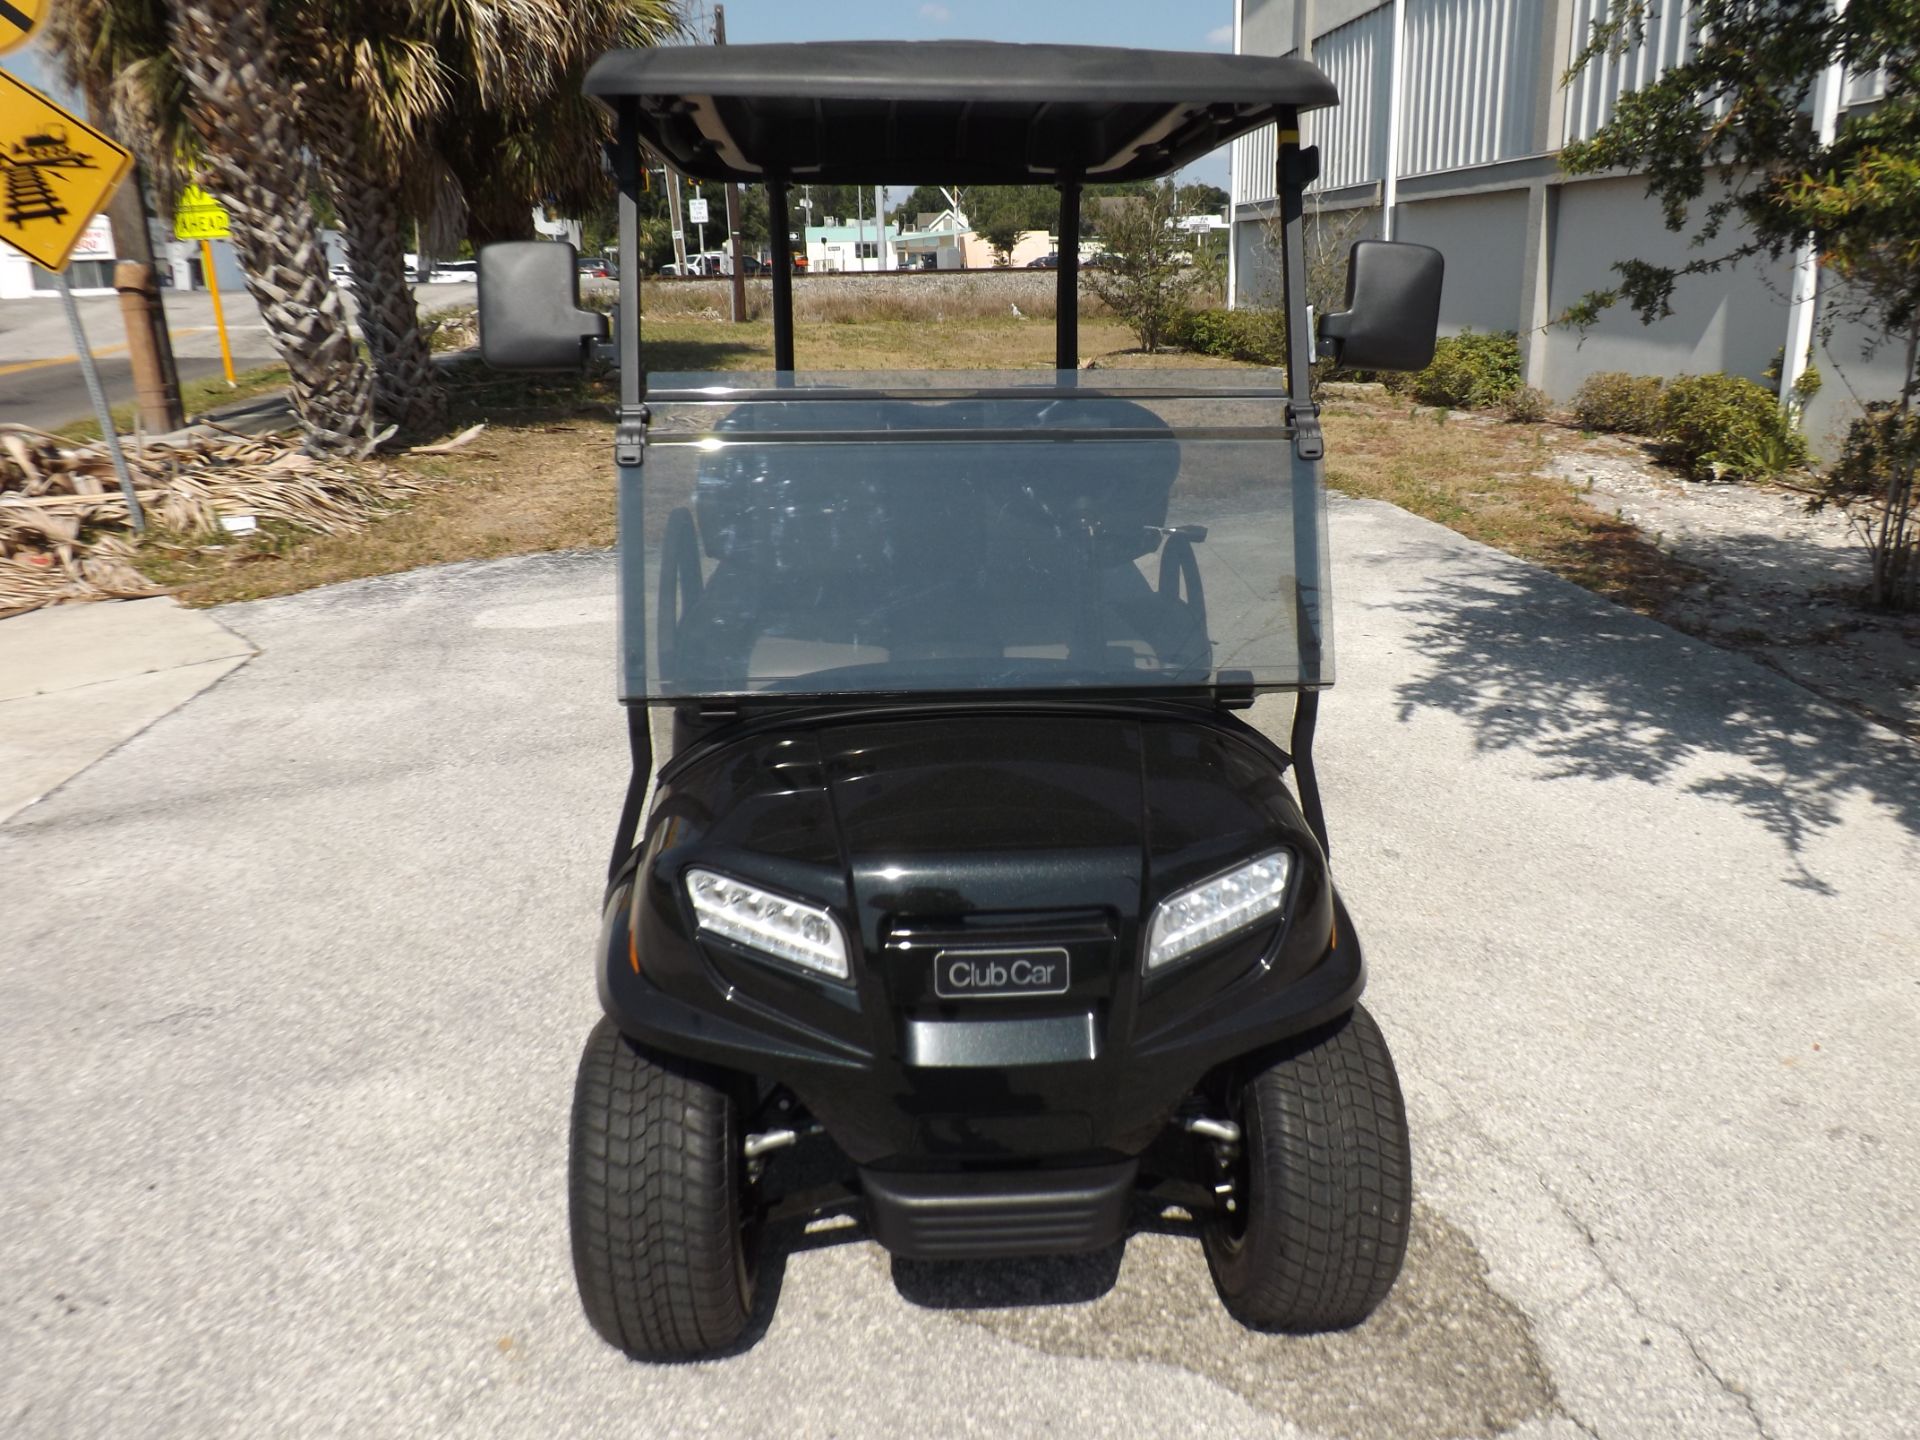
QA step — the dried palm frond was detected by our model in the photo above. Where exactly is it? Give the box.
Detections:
[0,425,421,616]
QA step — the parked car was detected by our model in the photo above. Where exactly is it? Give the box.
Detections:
[427,260,478,283]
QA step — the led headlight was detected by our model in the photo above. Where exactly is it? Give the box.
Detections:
[1144,851,1292,972]
[685,868,850,980]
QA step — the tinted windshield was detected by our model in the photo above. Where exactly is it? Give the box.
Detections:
[619,370,1328,700]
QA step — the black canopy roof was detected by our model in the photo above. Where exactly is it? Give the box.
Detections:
[584,41,1338,185]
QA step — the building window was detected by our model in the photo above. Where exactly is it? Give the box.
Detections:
[856,242,879,259]
[32,260,116,291]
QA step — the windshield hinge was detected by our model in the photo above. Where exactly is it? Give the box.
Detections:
[1215,668,1256,710]
[614,404,650,467]
[1287,400,1324,463]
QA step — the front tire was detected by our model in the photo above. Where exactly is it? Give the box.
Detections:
[1203,1005,1412,1331]
[569,1018,761,1360]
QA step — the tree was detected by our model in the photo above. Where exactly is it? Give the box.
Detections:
[966,187,1054,264]
[286,11,451,432]
[49,0,378,454]
[1086,180,1190,352]
[1563,0,1920,610]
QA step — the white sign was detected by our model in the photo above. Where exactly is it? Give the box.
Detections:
[70,214,116,261]
[687,197,710,225]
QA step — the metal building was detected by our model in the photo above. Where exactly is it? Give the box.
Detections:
[1227,0,1899,453]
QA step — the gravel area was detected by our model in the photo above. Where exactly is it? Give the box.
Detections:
[1547,435,1919,735]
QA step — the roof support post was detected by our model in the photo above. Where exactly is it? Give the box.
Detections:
[769,178,796,371]
[616,104,644,410]
[612,99,653,879]
[1278,123,1330,856]
[1056,180,1082,371]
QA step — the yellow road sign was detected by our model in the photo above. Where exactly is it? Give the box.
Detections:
[0,71,132,271]
[0,0,46,57]
[173,184,231,240]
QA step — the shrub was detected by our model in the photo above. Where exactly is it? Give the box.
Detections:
[1169,307,1287,367]
[1502,385,1550,423]
[1657,373,1808,481]
[1407,330,1523,409]
[1572,372,1665,435]
[1086,181,1191,352]
[1822,403,1920,609]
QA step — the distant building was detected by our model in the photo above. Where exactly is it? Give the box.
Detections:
[894,209,970,270]
[805,221,897,273]
[1228,0,1898,451]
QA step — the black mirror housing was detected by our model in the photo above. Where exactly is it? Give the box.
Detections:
[477,242,610,370]
[1317,240,1444,372]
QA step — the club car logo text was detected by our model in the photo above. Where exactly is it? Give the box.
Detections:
[933,948,1070,1000]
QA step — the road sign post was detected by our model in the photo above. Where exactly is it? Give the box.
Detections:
[57,271,145,532]
[1,70,141,527]
[199,240,236,384]
[173,186,236,385]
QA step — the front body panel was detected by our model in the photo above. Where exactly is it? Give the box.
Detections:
[599,703,1362,1168]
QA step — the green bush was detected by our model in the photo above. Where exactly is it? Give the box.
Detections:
[1502,385,1551,423]
[1571,372,1665,434]
[1407,330,1523,409]
[1658,373,1808,481]
[1169,307,1288,367]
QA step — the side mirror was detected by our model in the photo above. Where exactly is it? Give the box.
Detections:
[477,242,609,370]
[1317,240,1444,372]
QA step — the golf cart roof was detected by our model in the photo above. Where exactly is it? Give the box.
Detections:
[584,41,1338,184]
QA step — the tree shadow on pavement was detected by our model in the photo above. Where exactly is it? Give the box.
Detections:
[1383,559,1920,893]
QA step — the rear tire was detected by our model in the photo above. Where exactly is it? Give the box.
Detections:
[1203,1004,1411,1331]
[569,1018,761,1360]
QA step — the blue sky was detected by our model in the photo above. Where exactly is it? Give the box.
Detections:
[3,0,1239,187]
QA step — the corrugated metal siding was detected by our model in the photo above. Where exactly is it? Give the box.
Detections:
[1399,0,1544,174]
[1308,6,1394,189]
[1563,0,1696,143]
[1232,123,1280,206]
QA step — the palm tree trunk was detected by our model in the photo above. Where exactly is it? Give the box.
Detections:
[169,0,376,456]
[306,94,447,433]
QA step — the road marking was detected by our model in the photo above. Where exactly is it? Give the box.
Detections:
[0,326,210,378]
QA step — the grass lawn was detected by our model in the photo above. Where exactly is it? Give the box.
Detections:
[133,313,1693,614]
[55,364,291,443]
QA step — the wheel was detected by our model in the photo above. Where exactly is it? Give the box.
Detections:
[1202,1004,1412,1332]
[568,1017,761,1360]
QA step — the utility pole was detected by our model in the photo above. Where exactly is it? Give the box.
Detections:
[663,168,688,274]
[84,89,184,431]
[714,4,750,320]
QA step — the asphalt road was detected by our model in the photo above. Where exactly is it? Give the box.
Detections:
[0,283,475,429]
[2,498,1916,1439]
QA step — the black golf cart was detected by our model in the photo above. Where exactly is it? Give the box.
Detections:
[476,40,1443,1360]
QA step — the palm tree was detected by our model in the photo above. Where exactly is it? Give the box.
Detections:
[47,0,378,454]
[290,0,678,428]
[428,0,682,245]
[284,18,451,431]
[51,0,679,448]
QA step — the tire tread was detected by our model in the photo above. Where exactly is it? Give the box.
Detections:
[568,1018,755,1359]
[1205,1004,1412,1331]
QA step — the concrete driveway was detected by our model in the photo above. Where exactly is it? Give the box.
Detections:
[2,497,1915,1439]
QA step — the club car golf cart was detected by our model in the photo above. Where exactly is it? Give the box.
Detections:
[476,40,1443,1360]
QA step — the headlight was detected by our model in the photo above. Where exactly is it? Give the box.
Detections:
[1144,851,1292,972]
[685,868,850,980]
